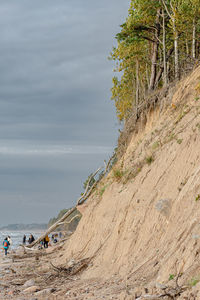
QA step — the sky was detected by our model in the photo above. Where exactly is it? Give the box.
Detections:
[0,0,130,225]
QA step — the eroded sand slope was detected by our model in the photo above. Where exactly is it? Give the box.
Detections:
[61,66,200,289]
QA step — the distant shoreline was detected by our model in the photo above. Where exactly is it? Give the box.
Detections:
[0,229,46,232]
[0,224,47,231]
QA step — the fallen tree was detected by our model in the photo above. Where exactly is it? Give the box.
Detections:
[26,154,115,248]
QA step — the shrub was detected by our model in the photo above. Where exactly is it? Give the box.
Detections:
[195,194,200,201]
[176,138,183,144]
[122,164,143,184]
[113,168,124,180]
[146,155,154,165]
[189,277,200,287]
[196,123,200,130]
[152,141,160,150]
[99,183,110,196]
[169,274,175,281]
[83,173,96,190]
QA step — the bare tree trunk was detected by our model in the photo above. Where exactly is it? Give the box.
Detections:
[149,42,157,90]
[135,58,139,109]
[186,39,189,56]
[155,47,174,87]
[162,8,167,86]
[149,9,161,90]
[146,63,150,89]
[173,20,179,79]
[161,0,179,79]
[192,20,196,59]
[26,157,115,248]
[26,207,77,248]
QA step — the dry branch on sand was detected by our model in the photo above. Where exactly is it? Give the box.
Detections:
[136,274,186,300]
[50,257,90,277]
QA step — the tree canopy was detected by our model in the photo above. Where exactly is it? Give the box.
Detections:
[110,0,200,121]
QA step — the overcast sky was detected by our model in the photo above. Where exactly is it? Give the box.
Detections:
[0,0,129,225]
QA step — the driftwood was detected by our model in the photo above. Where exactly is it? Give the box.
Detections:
[136,274,186,300]
[27,155,114,248]
[50,257,90,277]
[57,214,80,226]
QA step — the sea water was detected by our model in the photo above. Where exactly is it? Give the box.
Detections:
[0,231,44,250]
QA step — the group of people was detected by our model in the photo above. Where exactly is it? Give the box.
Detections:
[22,234,35,245]
[2,231,63,255]
[3,236,12,256]
[38,233,62,249]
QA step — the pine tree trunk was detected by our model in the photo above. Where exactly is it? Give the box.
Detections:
[149,9,161,90]
[173,20,179,79]
[192,20,196,59]
[186,39,189,56]
[135,58,139,107]
[146,63,150,89]
[161,0,179,79]
[162,8,167,86]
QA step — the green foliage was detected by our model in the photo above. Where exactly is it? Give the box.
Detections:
[189,277,200,287]
[146,155,154,165]
[169,274,175,281]
[175,107,190,124]
[122,165,142,184]
[83,173,96,190]
[196,123,200,130]
[99,183,111,197]
[167,132,176,142]
[152,141,160,150]
[108,149,118,171]
[176,138,183,144]
[110,0,200,121]
[99,186,106,197]
[48,208,69,228]
[195,194,200,201]
[47,208,81,232]
[113,168,124,180]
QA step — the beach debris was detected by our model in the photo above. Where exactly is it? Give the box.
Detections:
[50,257,90,277]
[23,279,35,288]
[23,285,40,293]
[35,287,55,296]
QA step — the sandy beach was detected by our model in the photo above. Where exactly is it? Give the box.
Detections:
[0,242,129,300]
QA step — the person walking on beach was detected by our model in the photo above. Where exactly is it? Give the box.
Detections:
[7,236,12,250]
[23,234,26,244]
[28,234,35,244]
[3,237,9,256]
[44,235,50,248]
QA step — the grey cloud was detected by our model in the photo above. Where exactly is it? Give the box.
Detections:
[0,0,129,224]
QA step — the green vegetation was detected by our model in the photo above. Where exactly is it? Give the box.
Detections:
[113,168,124,180]
[195,194,200,201]
[146,155,154,165]
[169,274,175,281]
[175,108,190,124]
[176,138,183,144]
[189,277,200,287]
[110,0,200,121]
[152,141,160,150]
[167,132,176,143]
[196,123,200,130]
[48,208,81,232]
[83,173,96,190]
[99,183,111,196]
[122,164,143,184]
